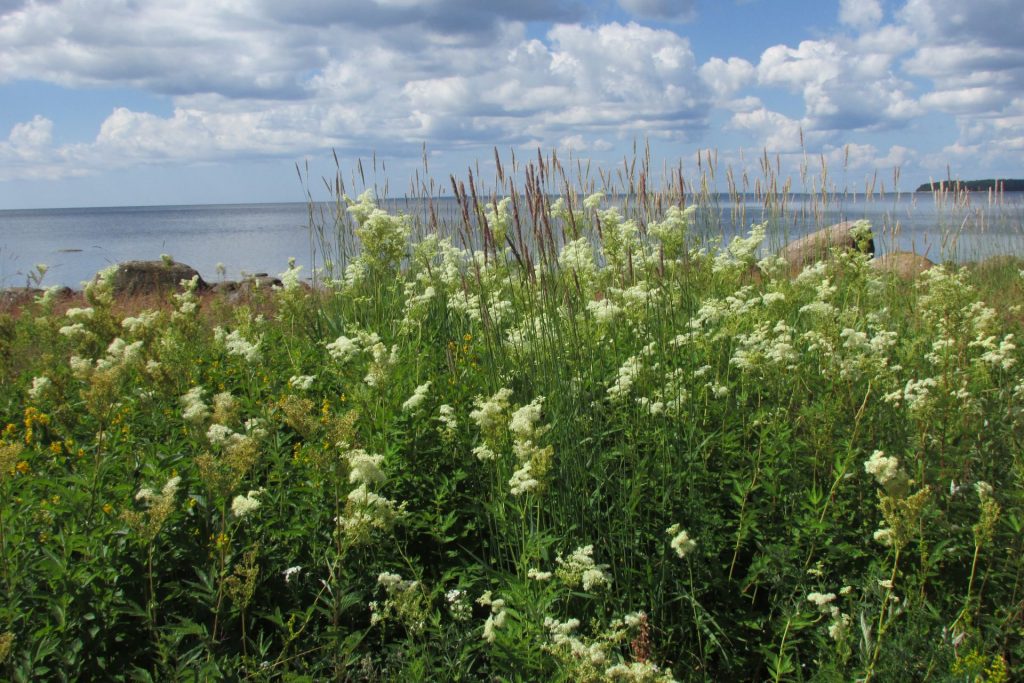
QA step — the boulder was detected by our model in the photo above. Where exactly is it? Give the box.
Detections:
[870,252,935,279]
[108,260,208,296]
[779,221,874,275]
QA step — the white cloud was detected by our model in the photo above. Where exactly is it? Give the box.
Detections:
[756,38,920,133]
[699,57,756,105]
[727,108,806,152]
[839,0,882,31]
[9,115,52,148]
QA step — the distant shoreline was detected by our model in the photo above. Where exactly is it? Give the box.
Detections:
[916,179,1024,192]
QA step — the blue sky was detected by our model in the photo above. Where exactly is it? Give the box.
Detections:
[0,0,1021,209]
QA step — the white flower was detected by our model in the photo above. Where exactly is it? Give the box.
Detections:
[224,330,260,363]
[206,424,234,446]
[807,592,837,609]
[864,450,900,485]
[470,388,513,432]
[231,489,263,518]
[288,375,315,391]
[402,381,431,413]
[527,568,553,581]
[347,450,385,485]
[509,461,539,496]
[283,566,302,584]
[472,444,497,462]
[28,376,52,400]
[509,397,545,441]
[65,307,94,322]
[873,528,894,547]
[667,524,696,558]
[180,386,210,424]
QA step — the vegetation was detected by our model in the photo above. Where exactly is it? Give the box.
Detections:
[915,179,1024,193]
[1,153,1024,681]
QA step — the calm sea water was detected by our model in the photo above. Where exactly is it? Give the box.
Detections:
[2,194,1022,289]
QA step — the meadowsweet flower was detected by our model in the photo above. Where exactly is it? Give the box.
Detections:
[437,404,458,439]
[446,588,472,621]
[473,444,497,461]
[59,322,89,339]
[587,298,622,324]
[481,596,508,643]
[402,381,431,413]
[347,449,385,485]
[65,307,94,322]
[807,592,837,609]
[828,612,851,641]
[873,528,894,547]
[470,388,513,433]
[28,376,52,400]
[608,355,642,401]
[509,461,539,496]
[206,423,234,446]
[583,192,604,211]
[283,566,302,584]
[224,330,260,363]
[509,397,545,441]
[556,545,610,591]
[864,450,900,486]
[231,489,263,518]
[277,259,303,291]
[667,524,696,558]
[527,568,553,581]
[121,310,160,335]
[180,386,210,424]
[288,375,315,391]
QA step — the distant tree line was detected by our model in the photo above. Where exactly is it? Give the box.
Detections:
[915,178,1024,192]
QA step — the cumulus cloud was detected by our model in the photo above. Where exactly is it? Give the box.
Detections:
[839,0,882,30]
[756,38,920,133]
[699,57,756,107]
[0,19,713,178]
[898,0,1024,161]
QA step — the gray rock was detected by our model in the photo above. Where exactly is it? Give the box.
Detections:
[107,260,208,296]
[870,252,935,279]
[779,221,875,275]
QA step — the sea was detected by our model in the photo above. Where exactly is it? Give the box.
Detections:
[1,193,1022,289]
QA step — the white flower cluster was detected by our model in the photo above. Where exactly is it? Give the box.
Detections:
[288,375,315,391]
[477,591,508,643]
[437,404,458,441]
[807,589,851,642]
[555,545,610,592]
[401,381,431,414]
[347,449,386,485]
[180,386,210,424]
[864,450,901,486]
[231,489,263,519]
[28,376,52,401]
[666,524,696,559]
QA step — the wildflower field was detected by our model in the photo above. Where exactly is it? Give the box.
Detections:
[1,159,1024,681]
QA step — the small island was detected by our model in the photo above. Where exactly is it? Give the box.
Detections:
[916,178,1024,192]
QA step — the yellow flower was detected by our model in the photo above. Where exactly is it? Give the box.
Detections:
[102,503,113,514]
[15,461,29,475]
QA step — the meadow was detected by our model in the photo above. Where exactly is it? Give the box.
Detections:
[1,152,1023,681]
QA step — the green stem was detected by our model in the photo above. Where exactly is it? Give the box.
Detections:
[865,547,900,683]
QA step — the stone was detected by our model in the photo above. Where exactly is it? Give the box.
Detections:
[870,252,935,279]
[107,260,208,296]
[779,221,874,275]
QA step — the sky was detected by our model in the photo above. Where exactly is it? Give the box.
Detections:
[0,0,1022,209]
